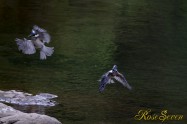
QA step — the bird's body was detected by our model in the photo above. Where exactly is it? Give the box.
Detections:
[15,25,54,60]
[32,38,43,48]
[99,65,132,92]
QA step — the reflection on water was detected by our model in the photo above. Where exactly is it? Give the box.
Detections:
[13,104,46,114]
[0,0,187,123]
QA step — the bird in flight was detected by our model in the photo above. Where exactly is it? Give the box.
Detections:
[15,25,54,60]
[99,65,132,92]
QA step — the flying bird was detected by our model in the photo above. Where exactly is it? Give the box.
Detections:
[99,65,132,92]
[15,25,54,60]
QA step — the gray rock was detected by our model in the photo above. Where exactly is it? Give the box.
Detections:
[0,103,22,118]
[0,90,57,106]
[0,103,62,124]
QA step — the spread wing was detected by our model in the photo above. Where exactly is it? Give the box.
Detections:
[99,71,113,92]
[33,25,46,32]
[15,38,36,54]
[114,72,132,90]
[33,25,51,44]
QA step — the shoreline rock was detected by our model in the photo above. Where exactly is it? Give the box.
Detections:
[0,102,62,124]
[0,90,57,106]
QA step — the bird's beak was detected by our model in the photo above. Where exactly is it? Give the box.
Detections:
[28,34,32,37]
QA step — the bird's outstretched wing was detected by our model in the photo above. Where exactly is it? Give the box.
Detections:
[114,72,132,90]
[33,25,46,32]
[99,72,113,92]
[15,38,36,54]
[33,25,51,44]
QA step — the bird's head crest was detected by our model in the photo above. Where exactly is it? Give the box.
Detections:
[112,65,117,72]
[31,30,36,35]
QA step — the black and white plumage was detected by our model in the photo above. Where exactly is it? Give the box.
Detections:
[30,25,51,44]
[15,25,54,60]
[99,65,132,92]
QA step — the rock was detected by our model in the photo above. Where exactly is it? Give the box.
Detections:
[0,103,22,118]
[0,113,62,124]
[0,103,62,124]
[0,90,57,106]
[37,93,58,99]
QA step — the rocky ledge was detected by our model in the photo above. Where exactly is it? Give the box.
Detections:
[0,102,62,124]
[0,90,57,106]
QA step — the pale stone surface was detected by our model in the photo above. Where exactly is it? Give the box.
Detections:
[0,90,57,106]
[0,103,62,124]
[0,103,23,118]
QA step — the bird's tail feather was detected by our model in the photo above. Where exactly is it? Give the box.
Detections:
[125,82,132,90]
[40,45,54,60]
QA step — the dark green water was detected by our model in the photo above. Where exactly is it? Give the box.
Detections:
[0,0,187,124]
